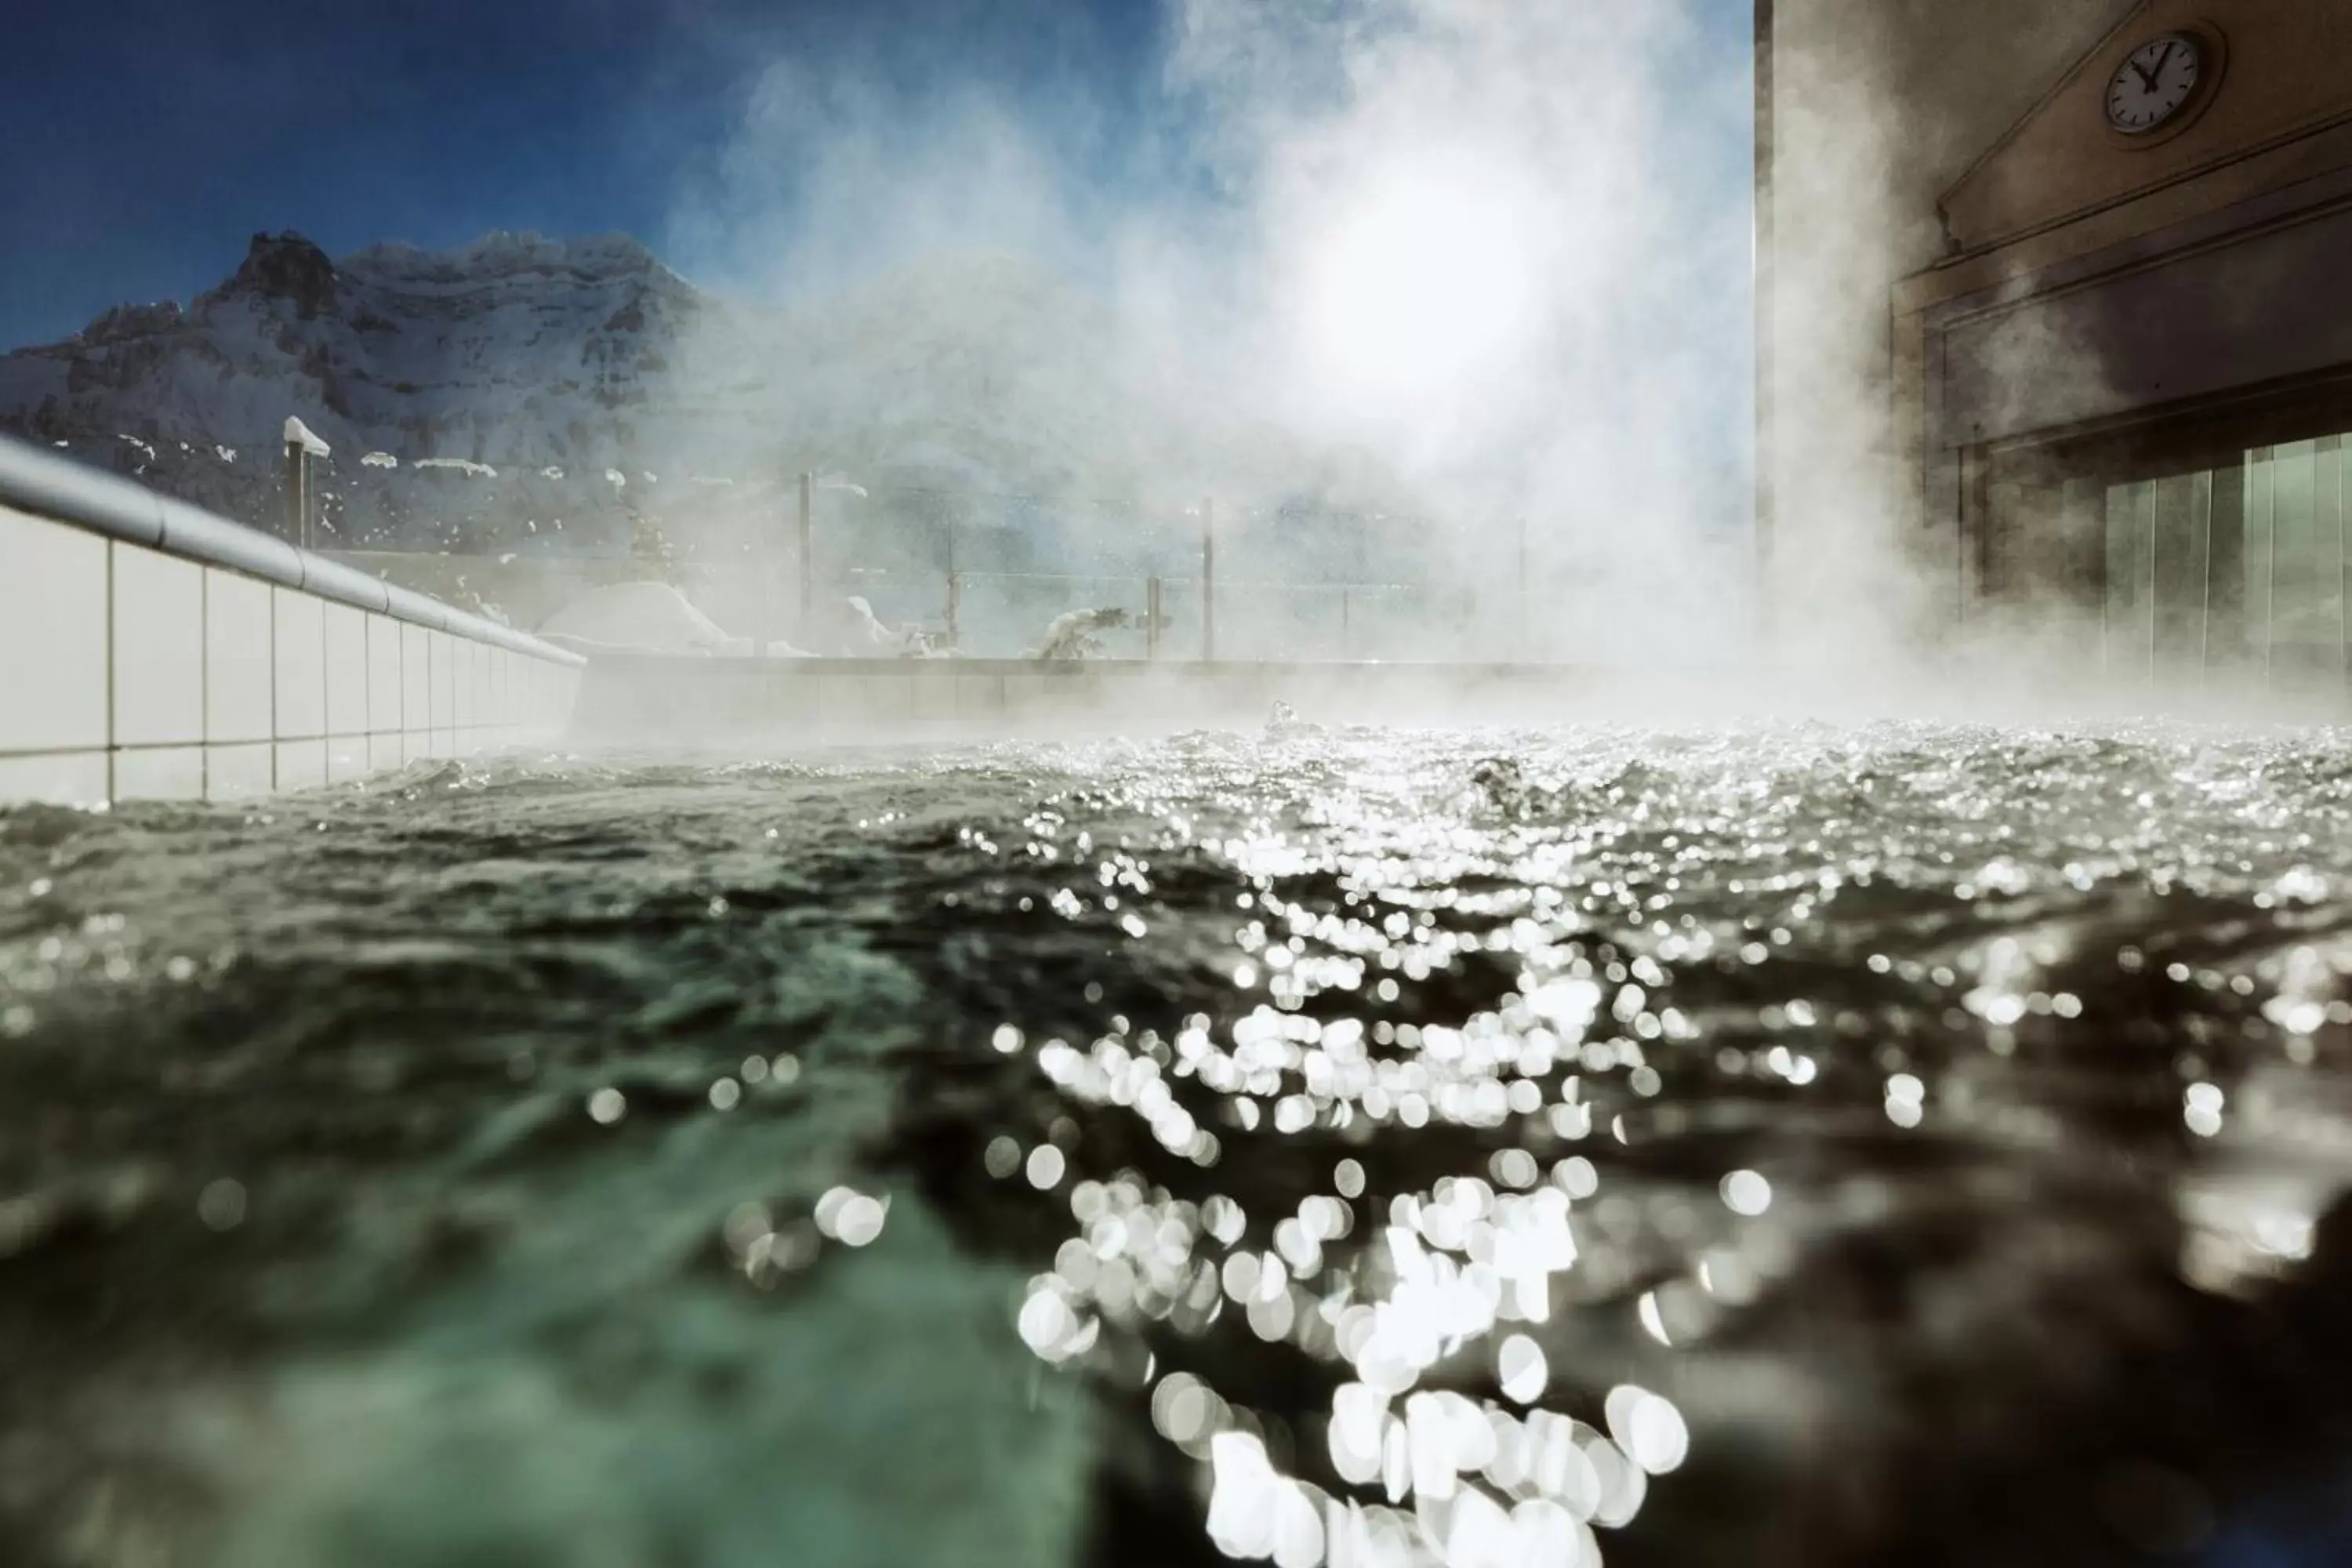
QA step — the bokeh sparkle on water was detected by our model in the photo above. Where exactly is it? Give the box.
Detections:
[8,720,2352,1566]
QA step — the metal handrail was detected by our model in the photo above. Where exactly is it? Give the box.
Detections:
[0,434,586,669]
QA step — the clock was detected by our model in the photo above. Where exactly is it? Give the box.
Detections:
[2105,32,2207,135]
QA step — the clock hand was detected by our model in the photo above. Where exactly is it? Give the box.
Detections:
[2149,40,2176,84]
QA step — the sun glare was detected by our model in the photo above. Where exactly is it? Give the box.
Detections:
[1291,154,1549,412]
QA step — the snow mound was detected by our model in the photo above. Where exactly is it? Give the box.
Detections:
[537,581,751,656]
[807,596,931,658]
[284,416,330,456]
[1029,607,1130,661]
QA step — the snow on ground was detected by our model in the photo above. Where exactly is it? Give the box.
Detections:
[1029,607,1128,661]
[534,586,953,659]
[538,581,753,656]
[806,596,928,658]
[535,581,814,658]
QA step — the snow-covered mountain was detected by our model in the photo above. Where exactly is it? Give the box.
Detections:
[0,230,1412,564]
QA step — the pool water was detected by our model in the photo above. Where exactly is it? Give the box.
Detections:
[7,721,2352,1567]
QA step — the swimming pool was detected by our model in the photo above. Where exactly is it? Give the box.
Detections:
[5,720,2352,1566]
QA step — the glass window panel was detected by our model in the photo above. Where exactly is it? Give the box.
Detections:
[2273,440,2322,666]
[2245,448,2275,672]
[2107,480,2154,678]
[2319,435,2347,677]
[2152,472,2204,680]
[2060,477,2104,609]
[2049,475,2104,668]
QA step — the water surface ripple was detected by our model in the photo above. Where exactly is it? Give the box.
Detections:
[7,722,2352,1566]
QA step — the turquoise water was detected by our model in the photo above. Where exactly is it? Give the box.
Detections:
[6,723,2352,1566]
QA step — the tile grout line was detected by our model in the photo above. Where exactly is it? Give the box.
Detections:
[0,728,477,764]
[45,553,561,804]
[104,542,117,807]
[268,587,280,793]
[201,569,211,801]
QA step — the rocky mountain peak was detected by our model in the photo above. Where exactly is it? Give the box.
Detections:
[80,299,184,346]
[340,230,676,294]
[220,231,339,318]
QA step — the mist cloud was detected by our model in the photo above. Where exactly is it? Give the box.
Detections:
[666,0,1759,663]
[670,60,1092,303]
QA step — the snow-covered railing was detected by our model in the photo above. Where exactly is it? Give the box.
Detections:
[283,416,331,549]
[0,433,584,807]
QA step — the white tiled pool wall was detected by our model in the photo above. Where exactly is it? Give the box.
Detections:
[0,501,581,807]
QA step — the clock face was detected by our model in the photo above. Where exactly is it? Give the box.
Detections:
[2106,33,2205,134]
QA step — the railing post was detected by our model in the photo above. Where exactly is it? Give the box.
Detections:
[282,417,329,550]
[283,439,305,546]
[797,471,815,638]
[944,514,961,651]
[1146,575,1163,659]
[1201,497,1217,662]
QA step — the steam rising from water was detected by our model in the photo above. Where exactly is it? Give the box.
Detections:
[665,0,1756,667]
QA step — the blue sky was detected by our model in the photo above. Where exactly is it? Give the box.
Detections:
[0,0,1750,352]
[0,0,1180,349]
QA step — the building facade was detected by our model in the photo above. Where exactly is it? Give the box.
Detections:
[1763,0,2352,690]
